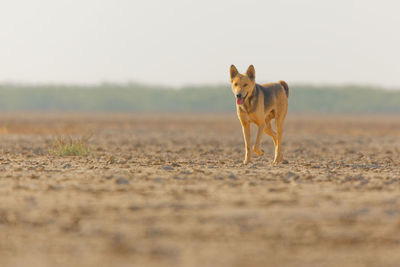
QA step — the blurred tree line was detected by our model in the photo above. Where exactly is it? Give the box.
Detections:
[0,83,398,113]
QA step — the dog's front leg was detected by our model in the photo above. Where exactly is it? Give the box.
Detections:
[241,122,251,164]
[253,123,265,156]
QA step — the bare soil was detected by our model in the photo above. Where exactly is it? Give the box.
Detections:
[0,113,399,267]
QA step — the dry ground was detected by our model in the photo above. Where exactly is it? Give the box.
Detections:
[0,113,399,267]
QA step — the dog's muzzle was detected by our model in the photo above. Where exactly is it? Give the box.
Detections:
[236,92,248,105]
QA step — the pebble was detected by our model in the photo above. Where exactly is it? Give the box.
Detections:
[287,171,296,178]
[162,165,174,171]
[228,173,237,180]
[63,163,72,169]
[173,176,186,180]
[48,184,63,190]
[116,177,130,185]
[31,174,40,179]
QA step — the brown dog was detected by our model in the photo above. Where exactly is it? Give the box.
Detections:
[229,65,289,165]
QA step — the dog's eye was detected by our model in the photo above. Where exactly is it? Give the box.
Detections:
[234,83,238,86]
[243,83,248,87]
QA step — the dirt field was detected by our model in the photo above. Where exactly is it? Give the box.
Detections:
[0,113,399,267]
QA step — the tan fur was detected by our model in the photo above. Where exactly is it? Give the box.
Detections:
[229,65,289,165]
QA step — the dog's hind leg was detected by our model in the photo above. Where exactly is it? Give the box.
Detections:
[264,116,279,163]
[273,116,285,164]
[253,123,265,157]
[264,120,277,147]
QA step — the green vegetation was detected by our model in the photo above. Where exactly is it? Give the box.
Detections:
[0,83,399,113]
[49,136,91,157]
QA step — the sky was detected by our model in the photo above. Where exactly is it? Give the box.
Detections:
[1,0,399,88]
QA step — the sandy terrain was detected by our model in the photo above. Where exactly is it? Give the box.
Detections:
[0,113,399,267]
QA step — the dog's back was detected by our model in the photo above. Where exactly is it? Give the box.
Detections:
[257,81,289,112]
[259,81,289,98]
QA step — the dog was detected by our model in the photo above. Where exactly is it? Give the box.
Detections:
[229,64,289,165]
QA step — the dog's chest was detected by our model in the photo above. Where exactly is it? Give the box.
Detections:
[239,86,260,114]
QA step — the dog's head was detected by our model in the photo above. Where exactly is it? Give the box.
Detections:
[229,64,256,105]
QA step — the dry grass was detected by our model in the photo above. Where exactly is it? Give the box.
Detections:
[49,135,91,156]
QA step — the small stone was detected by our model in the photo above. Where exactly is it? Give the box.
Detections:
[173,176,186,180]
[33,148,44,155]
[345,175,352,182]
[48,184,63,190]
[107,156,116,164]
[356,174,365,180]
[282,160,289,164]
[228,173,237,179]
[162,165,174,171]
[31,174,40,179]
[116,177,130,185]
[128,205,141,211]
[63,163,72,169]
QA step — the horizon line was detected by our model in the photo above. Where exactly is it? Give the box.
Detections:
[0,80,399,91]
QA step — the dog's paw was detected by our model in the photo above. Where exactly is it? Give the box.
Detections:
[243,158,250,164]
[272,155,283,165]
[253,146,264,156]
[272,154,283,165]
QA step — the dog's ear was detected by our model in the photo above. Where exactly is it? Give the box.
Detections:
[230,64,239,80]
[246,65,255,81]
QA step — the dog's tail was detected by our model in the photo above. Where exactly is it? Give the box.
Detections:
[279,80,289,98]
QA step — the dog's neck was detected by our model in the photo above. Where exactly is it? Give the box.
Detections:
[247,83,257,100]
[240,84,259,113]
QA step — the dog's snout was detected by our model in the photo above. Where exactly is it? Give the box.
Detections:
[236,93,242,98]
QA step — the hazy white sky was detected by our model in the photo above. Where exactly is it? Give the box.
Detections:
[1,0,399,87]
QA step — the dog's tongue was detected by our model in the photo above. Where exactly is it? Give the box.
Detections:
[237,98,243,105]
